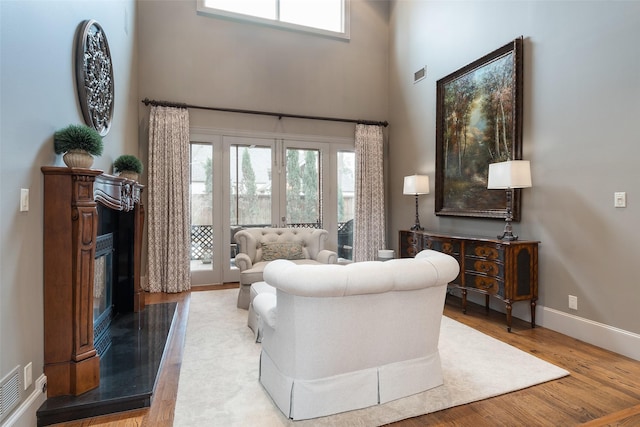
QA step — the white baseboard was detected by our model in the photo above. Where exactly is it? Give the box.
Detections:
[454,290,640,362]
[1,374,47,427]
[538,306,640,362]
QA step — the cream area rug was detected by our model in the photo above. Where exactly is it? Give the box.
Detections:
[173,289,569,426]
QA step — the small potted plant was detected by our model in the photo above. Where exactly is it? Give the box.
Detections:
[113,154,143,181]
[54,124,104,168]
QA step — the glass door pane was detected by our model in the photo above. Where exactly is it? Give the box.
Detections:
[285,147,320,228]
[191,137,275,285]
[337,150,355,260]
[230,144,273,227]
[190,144,217,274]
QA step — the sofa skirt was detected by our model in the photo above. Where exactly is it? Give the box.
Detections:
[259,350,444,420]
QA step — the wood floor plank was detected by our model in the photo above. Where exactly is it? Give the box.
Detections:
[51,285,640,427]
[580,403,640,426]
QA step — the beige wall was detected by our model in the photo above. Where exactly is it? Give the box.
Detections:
[137,0,389,138]
[136,0,390,275]
[0,0,138,423]
[389,1,640,341]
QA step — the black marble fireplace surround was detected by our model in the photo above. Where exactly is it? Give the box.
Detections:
[36,302,176,426]
[96,204,137,315]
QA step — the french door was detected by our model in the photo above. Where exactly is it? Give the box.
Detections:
[189,132,354,286]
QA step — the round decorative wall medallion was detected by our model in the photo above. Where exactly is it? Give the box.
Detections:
[75,19,114,136]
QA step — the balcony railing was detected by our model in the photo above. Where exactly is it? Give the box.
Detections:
[190,221,352,260]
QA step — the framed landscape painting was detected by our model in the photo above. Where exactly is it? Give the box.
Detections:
[435,37,524,220]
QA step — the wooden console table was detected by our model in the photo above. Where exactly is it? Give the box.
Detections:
[399,230,539,332]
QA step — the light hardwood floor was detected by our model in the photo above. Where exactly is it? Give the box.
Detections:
[53,284,640,427]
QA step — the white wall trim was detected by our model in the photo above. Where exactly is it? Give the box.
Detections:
[537,306,640,362]
[1,374,47,427]
[456,290,640,362]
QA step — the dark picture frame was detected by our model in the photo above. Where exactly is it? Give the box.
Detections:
[435,37,523,220]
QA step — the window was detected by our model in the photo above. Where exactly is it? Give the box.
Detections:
[197,0,350,39]
[230,144,273,226]
[285,147,321,227]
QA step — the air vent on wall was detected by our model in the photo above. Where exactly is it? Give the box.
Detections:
[0,366,22,422]
[414,66,427,83]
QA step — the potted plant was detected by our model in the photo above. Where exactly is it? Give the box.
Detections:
[113,154,143,181]
[54,124,104,168]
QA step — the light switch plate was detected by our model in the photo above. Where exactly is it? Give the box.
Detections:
[614,192,626,208]
[20,188,29,212]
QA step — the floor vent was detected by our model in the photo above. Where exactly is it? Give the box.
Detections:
[0,366,22,421]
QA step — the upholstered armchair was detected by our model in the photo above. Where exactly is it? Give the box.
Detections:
[233,227,337,309]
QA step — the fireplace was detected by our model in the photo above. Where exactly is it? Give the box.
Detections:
[41,167,145,397]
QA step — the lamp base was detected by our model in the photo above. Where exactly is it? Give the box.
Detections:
[497,230,519,241]
[497,188,518,241]
[410,195,424,232]
[497,218,518,241]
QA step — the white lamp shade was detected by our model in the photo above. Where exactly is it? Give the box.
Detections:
[487,160,532,189]
[403,175,430,195]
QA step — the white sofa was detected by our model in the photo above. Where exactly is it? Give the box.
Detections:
[252,249,460,420]
[234,227,337,309]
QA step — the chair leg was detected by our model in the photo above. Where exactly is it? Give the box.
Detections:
[237,284,251,309]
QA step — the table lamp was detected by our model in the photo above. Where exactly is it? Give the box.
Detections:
[487,160,532,241]
[403,174,430,231]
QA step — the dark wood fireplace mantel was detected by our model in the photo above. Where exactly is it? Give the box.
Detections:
[94,173,143,212]
[42,167,145,397]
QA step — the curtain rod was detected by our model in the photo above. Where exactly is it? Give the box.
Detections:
[141,98,388,127]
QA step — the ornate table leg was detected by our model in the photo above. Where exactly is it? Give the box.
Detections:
[531,298,537,328]
[505,300,513,333]
[462,288,468,314]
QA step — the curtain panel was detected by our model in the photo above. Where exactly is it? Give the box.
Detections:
[147,106,191,293]
[353,124,386,262]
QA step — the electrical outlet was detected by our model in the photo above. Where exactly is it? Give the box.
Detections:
[568,295,578,310]
[614,192,626,208]
[23,362,32,390]
[36,375,47,394]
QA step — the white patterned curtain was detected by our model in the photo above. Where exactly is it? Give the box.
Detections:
[147,106,191,293]
[353,124,386,262]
